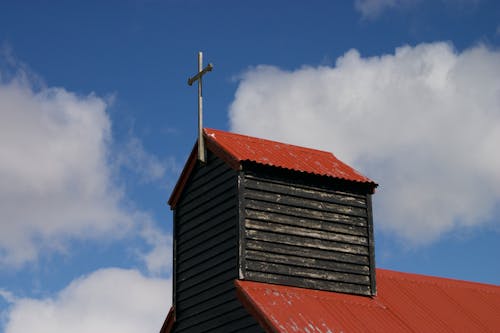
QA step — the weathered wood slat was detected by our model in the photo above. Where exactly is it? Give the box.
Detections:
[177,283,234,313]
[176,276,233,303]
[178,226,236,263]
[178,243,237,275]
[176,178,236,219]
[174,152,257,333]
[177,210,237,248]
[178,248,236,282]
[245,173,367,199]
[245,188,367,218]
[246,239,369,265]
[231,322,265,333]
[177,307,255,333]
[245,229,368,255]
[178,216,235,254]
[245,185,367,218]
[177,288,238,320]
[177,168,236,211]
[246,199,367,227]
[177,257,236,292]
[246,208,367,237]
[244,176,366,207]
[222,317,264,333]
[211,311,264,333]
[177,201,236,236]
[181,156,225,189]
[246,249,369,276]
[246,260,370,285]
[245,218,367,246]
[175,300,242,332]
[245,270,371,295]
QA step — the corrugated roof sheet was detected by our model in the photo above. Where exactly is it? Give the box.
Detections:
[236,269,500,333]
[204,128,374,184]
[169,128,377,208]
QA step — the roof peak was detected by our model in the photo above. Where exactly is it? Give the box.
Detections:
[169,128,377,208]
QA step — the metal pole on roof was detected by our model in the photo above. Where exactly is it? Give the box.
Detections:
[188,51,213,164]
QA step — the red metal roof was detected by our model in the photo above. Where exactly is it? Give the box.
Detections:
[236,269,500,333]
[169,128,377,208]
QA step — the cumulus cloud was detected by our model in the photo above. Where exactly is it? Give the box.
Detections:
[229,42,500,245]
[116,136,179,185]
[135,212,173,276]
[0,76,132,266]
[0,57,174,268]
[2,268,171,333]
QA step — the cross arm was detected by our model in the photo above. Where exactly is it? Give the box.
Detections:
[187,63,214,86]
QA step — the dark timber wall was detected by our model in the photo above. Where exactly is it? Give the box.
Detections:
[173,152,263,333]
[239,164,376,296]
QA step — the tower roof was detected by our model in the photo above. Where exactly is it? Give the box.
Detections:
[169,128,377,208]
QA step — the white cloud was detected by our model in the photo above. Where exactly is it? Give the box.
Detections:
[135,212,173,276]
[2,268,171,333]
[116,136,179,184]
[229,42,500,245]
[354,0,418,19]
[0,57,174,268]
[0,76,133,266]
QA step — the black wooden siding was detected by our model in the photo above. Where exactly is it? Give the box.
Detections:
[173,152,264,333]
[240,167,376,296]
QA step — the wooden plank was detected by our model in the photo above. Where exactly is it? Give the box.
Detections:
[245,189,367,218]
[209,310,263,333]
[177,216,235,254]
[177,284,234,314]
[246,199,367,227]
[177,210,237,248]
[178,243,237,275]
[217,316,263,333]
[366,193,376,296]
[244,172,367,199]
[177,258,236,292]
[177,288,238,320]
[178,247,236,280]
[245,239,369,265]
[245,218,367,246]
[246,260,370,285]
[244,176,366,207]
[245,229,369,255]
[245,249,369,276]
[175,299,242,332]
[177,170,236,212]
[230,321,265,333]
[202,308,259,333]
[238,171,247,280]
[178,226,236,263]
[245,208,367,237]
[245,270,371,295]
[181,155,225,189]
[176,274,233,303]
[177,200,236,236]
[176,178,237,219]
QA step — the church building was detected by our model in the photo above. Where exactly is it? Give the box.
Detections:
[159,128,500,333]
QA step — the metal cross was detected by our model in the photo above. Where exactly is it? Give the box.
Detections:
[188,51,213,164]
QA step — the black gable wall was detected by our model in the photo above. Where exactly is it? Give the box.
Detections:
[172,151,264,333]
[239,164,376,296]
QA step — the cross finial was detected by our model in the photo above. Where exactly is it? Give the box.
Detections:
[188,51,213,164]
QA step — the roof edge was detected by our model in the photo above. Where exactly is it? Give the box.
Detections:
[158,306,175,333]
[168,130,242,209]
[235,280,278,333]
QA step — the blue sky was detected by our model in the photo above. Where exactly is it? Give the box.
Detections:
[1,1,499,331]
